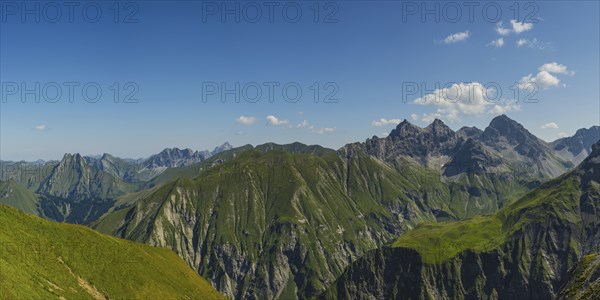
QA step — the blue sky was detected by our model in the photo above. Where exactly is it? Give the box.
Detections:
[1,1,599,160]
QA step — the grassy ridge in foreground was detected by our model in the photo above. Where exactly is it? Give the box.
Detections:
[0,204,224,300]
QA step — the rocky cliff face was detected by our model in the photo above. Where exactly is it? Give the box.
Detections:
[359,119,460,164]
[443,138,503,176]
[323,220,583,299]
[348,115,574,180]
[481,114,548,158]
[143,147,208,169]
[35,153,136,224]
[558,254,600,299]
[321,142,600,300]
[456,126,483,140]
[95,148,456,299]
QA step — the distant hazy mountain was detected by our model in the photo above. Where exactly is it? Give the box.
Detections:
[0,143,233,223]
[211,141,233,155]
[552,125,600,165]
[36,153,139,223]
[138,142,233,179]
[143,148,207,169]
[0,179,39,215]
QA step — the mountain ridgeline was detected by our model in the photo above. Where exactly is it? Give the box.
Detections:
[321,140,600,299]
[0,142,234,224]
[90,115,598,299]
[1,116,599,299]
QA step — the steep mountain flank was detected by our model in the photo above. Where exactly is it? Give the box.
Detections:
[35,153,138,224]
[321,141,600,300]
[558,254,600,299]
[94,148,453,299]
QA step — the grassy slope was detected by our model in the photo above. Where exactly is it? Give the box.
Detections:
[392,174,583,264]
[0,180,40,216]
[0,205,224,300]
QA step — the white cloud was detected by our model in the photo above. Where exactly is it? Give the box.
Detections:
[495,22,511,36]
[487,38,504,48]
[518,62,573,90]
[539,62,575,75]
[314,127,335,134]
[515,38,549,50]
[266,115,289,126]
[541,122,559,129]
[236,115,257,125]
[371,118,402,127]
[410,114,419,121]
[496,20,533,36]
[35,124,46,131]
[519,63,572,90]
[381,132,389,138]
[296,120,311,128]
[510,20,533,34]
[557,132,568,138]
[519,71,560,89]
[413,82,520,122]
[442,31,469,44]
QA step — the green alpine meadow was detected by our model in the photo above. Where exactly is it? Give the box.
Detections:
[0,204,224,299]
[2,2,599,299]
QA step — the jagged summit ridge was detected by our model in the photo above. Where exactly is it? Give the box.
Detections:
[349,114,578,179]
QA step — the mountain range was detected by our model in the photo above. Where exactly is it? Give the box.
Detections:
[0,142,233,224]
[90,115,597,299]
[1,115,599,299]
[322,140,600,299]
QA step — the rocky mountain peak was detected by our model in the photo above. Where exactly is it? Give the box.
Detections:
[212,142,233,155]
[62,152,82,160]
[430,118,445,126]
[456,126,483,139]
[485,114,524,135]
[60,153,85,166]
[481,114,548,158]
[552,125,600,156]
[100,153,116,161]
[388,119,421,138]
[426,118,455,140]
